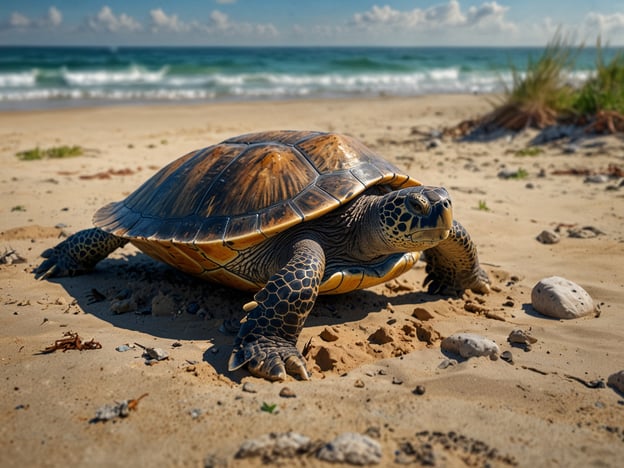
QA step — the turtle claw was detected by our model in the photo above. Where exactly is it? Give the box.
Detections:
[228,335,310,381]
[34,245,88,279]
[424,266,490,296]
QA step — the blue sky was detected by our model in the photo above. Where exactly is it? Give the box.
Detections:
[1,1,623,46]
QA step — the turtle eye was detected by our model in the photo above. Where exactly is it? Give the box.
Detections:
[406,193,430,216]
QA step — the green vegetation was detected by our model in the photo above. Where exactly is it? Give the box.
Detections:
[477,200,490,211]
[16,145,84,161]
[515,146,543,157]
[477,34,623,134]
[11,205,26,212]
[511,168,529,179]
[572,40,624,120]
[260,402,277,414]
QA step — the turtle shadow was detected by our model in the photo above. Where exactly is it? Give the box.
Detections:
[42,251,446,379]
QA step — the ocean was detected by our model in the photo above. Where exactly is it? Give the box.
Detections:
[0,46,611,110]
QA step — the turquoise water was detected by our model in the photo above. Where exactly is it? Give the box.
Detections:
[0,46,614,109]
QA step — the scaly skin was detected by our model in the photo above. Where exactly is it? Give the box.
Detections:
[228,238,325,381]
[423,220,490,295]
[34,228,128,279]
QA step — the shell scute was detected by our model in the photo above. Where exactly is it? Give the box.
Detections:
[315,170,367,202]
[94,131,416,254]
[292,185,341,220]
[258,202,303,237]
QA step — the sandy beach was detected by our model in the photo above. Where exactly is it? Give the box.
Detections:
[1,95,623,467]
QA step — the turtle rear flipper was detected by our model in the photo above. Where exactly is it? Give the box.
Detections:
[35,228,127,279]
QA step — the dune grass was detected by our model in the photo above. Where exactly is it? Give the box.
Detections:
[573,40,624,115]
[16,145,84,161]
[481,33,579,131]
[473,34,623,135]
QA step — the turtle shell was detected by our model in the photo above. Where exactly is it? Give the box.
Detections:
[94,130,420,253]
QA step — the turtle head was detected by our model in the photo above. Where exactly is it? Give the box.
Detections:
[377,186,453,251]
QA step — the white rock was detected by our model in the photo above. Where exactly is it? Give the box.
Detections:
[531,276,595,319]
[317,432,382,465]
[440,333,499,359]
[607,370,624,394]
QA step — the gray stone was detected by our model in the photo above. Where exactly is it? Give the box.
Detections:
[536,229,560,244]
[441,333,499,359]
[531,276,595,319]
[236,432,311,459]
[317,432,382,465]
[507,329,537,345]
[584,174,609,184]
[607,370,624,394]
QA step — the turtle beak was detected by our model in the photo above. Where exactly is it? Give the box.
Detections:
[406,187,452,243]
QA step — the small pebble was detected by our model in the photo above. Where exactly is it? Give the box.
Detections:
[115,344,132,352]
[392,377,403,385]
[426,138,442,149]
[354,379,365,388]
[279,387,296,398]
[500,350,514,364]
[531,276,595,319]
[413,385,426,395]
[608,370,624,395]
[584,174,609,184]
[536,229,560,244]
[320,326,340,342]
[507,329,537,345]
[317,432,382,465]
[203,454,228,468]
[497,168,523,179]
[242,382,257,393]
[567,226,605,238]
[144,347,168,361]
[368,327,393,345]
[412,307,435,321]
[189,408,202,419]
[438,358,457,369]
[441,333,500,359]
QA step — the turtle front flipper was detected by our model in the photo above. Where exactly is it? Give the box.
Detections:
[423,220,490,295]
[35,228,128,279]
[228,238,325,381]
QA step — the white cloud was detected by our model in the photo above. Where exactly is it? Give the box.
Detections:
[204,10,278,37]
[585,11,624,35]
[47,6,62,27]
[215,0,237,4]
[9,12,31,28]
[5,6,63,30]
[88,6,142,32]
[149,8,189,32]
[351,1,515,32]
[209,10,230,30]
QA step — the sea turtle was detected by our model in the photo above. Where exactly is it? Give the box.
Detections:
[35,130,489,381]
